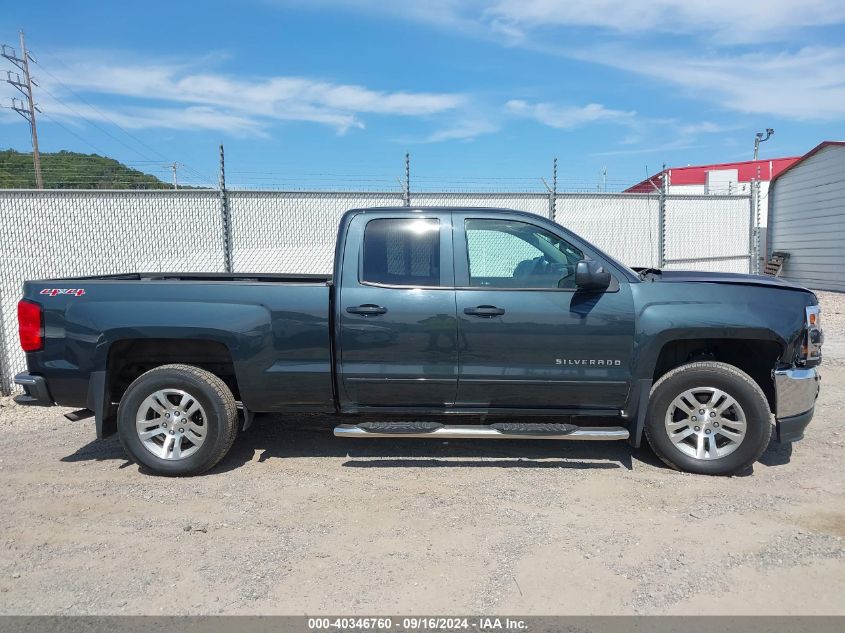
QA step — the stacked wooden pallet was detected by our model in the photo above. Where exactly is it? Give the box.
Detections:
[764,251,790,277]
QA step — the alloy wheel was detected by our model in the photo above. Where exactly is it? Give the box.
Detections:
[135,389,207,460]
[664,386,747,460]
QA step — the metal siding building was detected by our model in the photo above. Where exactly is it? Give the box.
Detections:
[767,142,845,292]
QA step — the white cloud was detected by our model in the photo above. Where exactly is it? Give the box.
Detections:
[675,122,739,136]
[579,45,845,120]
[589,141,703,157]
[505,99,636,129]
[277,0,486,32]
[276,0,845,43]
[424,118,499,142]
[282,0,845,121]
[486,0,845,43]
[27,54,465,136]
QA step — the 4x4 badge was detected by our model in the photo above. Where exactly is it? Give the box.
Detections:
[40,288,86,297]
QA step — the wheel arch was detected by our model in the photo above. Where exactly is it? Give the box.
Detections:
[628,334,783,448]
[650,337,782,412]
[106,337,240,403]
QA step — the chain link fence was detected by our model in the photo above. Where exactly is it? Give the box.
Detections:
[229,192,404,273]
[0,190,225,394]
[554,193,662,268]
[662,194,754,273]
[0,189,754,394]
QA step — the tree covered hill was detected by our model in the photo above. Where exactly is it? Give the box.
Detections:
[0,149,172,189]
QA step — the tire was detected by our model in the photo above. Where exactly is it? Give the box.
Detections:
[117,364,238,476]
[645,361,772,476]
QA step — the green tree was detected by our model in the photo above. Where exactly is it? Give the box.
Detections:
[0,149,173,189]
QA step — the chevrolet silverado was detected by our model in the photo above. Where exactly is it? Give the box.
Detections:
[14,207,822,476]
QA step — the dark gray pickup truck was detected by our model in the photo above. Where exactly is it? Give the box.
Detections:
[15,207,822,476]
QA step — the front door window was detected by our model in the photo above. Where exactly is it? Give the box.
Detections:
[465,218,583,290]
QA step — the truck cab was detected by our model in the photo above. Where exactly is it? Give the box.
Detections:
[335,208,635,413]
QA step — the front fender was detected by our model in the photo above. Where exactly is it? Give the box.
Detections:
[630,283,807,381]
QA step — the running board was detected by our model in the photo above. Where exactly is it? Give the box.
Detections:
[333,421,629,441]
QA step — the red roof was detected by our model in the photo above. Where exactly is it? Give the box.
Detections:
[626,173,665,194]
[625,156,800,193]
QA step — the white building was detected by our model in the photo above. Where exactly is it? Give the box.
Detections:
[767,141,845,292]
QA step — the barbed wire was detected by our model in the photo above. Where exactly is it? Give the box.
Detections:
[4,154,644,193]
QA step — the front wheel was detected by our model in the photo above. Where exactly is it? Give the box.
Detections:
[645,361,772,476]
[117,364,238,476]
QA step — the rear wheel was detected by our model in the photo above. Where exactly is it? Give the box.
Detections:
[645,361,772,475]
[117,364,238,476]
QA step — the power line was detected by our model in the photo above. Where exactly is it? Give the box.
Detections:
[35,81,157,158]
[28,74,211,187]
[37,76,210,186]
[28,44,214,186]
[36,108,109,155]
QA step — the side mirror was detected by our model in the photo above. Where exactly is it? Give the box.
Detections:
[575,259,611,291]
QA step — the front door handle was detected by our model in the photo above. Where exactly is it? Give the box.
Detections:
[346,304,388,316]
[464,305,505,317]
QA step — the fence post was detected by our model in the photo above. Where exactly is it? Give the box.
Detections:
[749,178,760,274]
[0,287,9,396]
[751,174,763,275]
[404,153,411,207]
[218,144,233,273]
[543,157,557,220]
[657,164,666,268]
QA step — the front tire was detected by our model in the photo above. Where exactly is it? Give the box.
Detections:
[117,364,238,476]
[645,361,772,476]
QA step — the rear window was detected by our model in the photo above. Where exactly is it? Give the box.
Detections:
[361,218,441,286]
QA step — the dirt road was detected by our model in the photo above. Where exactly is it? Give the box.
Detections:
[1,292,843,615]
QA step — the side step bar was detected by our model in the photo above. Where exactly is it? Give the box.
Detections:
[334,421,629,441]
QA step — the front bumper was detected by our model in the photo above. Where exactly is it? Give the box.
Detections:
[13,373,54,407]
[774,367,820,442]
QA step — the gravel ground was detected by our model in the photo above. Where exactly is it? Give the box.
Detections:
[0,291,843,616]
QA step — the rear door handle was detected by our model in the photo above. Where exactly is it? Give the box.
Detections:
[346,304,388,316]
[464,305,505,317]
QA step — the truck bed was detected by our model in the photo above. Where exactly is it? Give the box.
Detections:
[32,272,333,284]
[21,274,335,415]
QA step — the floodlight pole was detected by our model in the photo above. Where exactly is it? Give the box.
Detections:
[753,128,774,161]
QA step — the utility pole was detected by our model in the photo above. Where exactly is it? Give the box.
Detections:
[601,166,607,192]
[753,128,774,160]
[2,30,43,188]
[169,162,179,189]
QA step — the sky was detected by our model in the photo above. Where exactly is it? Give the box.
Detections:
[2,0,845,190]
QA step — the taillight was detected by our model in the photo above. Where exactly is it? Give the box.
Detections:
[18,300,43,352]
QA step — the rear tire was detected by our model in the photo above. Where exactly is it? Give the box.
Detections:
[645,361,772,476]
[117,364,238,476]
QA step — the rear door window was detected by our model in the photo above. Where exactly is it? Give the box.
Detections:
[361,218,441,287]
